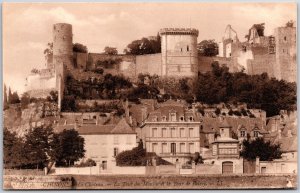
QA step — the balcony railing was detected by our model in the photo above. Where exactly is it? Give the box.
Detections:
[158,152,192,157]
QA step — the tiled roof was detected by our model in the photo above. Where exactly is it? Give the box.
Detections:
[53,124,76,133]
[110,118,136,134]
[219,119,232,128]
[54,118,136,135]
[147,100,201,122]
[130,104,148,125]
[77,125,115,135]
[201,117,266,134]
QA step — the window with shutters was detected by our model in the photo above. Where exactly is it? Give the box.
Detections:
[188,143,194,153]
[171,143,176,154]
[240,130,246,137]
[152,128,158,137]
[189,128,194,137]
[180,143,185,153]
[180,128,185,137]
[162,128,167,137]
[171,128,176,137]
[152,143,158,153]
[113,148,118,157]
[162,143,168,153]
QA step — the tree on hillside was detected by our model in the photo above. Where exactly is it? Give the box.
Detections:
[194,63,230,104]
[3,128,25,169]
[8,87,12,104]
[286,20,294,27]
[73,43,88,53]
[20,92,31,109]
[197,39,219,56]
[61,95,76,112]
[46,90,58,103]
[116,139,147,166]
[124,35,161,55]
[44,42,53,58]
[10,92,20,104]
[240,137,282,161]
[23,126,54,169]
[194,62,296,117]
[104,46,118,55]
[31,68,40,74]
[116,139,171,166]
[96,58,122,69]
[3,84,8,109]
[52,129,85,167]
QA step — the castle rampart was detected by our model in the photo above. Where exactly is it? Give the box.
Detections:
[159,28,199,36]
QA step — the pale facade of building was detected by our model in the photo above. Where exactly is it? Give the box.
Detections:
[54,118,137,173]
[211,120,239,159]
[143,100,202,163]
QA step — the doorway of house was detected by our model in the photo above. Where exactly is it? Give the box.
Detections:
[222,161,233,174]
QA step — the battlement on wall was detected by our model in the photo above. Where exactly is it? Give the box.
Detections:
[39,68,55,77]
[159,28,199,36]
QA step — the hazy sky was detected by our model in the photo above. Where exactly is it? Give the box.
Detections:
[3,2,296,94]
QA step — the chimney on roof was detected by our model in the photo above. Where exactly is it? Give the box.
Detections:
[278,129,282,139]
[141,106,148,122]
[192,104,196,117]
[129,115,133,126]
[125,99,130,119]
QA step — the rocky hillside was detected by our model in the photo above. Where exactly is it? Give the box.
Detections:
[3,102,58,137]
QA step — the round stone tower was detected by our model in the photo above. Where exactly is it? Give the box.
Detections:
[159,28,199,77]
[53,23,73,111]
[53,23,73,57]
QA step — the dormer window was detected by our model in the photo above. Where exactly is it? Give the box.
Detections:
[189,116,194,121]
[240,130,246,137]
[152,116,158,122]
[162,116,167,122]
[180,116,184,122]
[170,113,176,122]
[254,131,259,137]
[187,45,189,51]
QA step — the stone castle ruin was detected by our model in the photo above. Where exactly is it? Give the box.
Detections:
[218,23,296,82]
[25,22,296,110]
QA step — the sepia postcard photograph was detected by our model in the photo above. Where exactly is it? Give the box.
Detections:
[2,2,298,190]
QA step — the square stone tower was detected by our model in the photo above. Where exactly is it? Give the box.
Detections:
[274,26,296,82]
[159,28,199,77]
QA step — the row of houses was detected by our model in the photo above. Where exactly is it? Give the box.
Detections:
[53,100,297,175]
